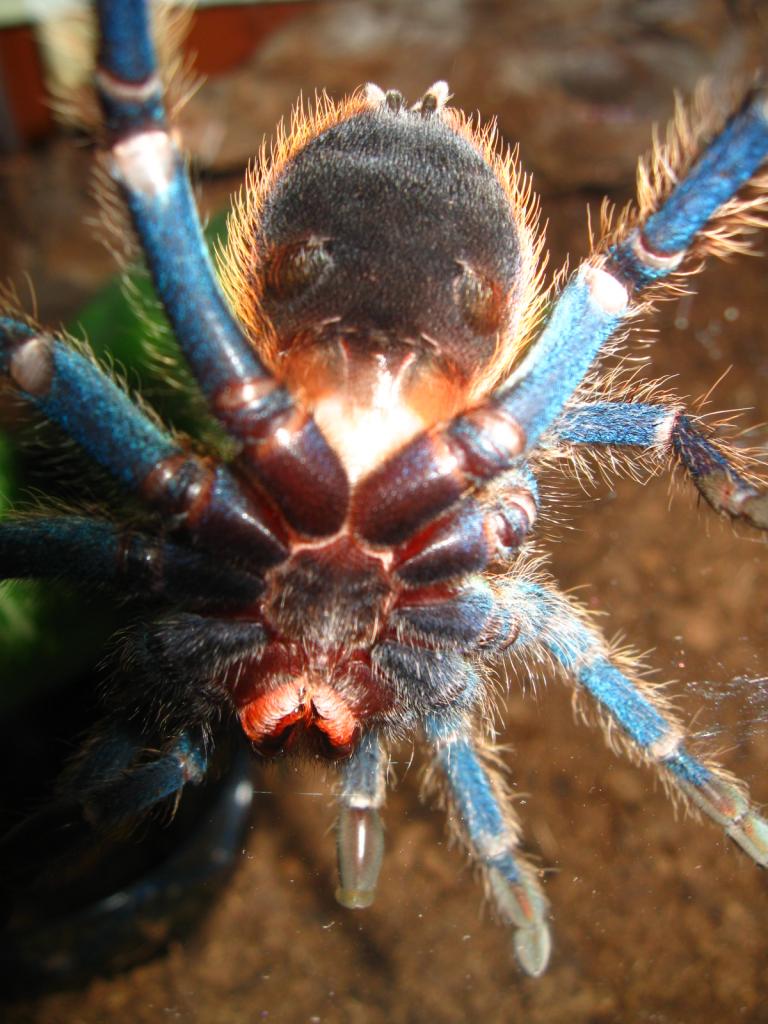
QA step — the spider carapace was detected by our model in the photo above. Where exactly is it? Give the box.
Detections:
[2,0,768,978]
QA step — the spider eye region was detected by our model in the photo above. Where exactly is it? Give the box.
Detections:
[257,106,522,379]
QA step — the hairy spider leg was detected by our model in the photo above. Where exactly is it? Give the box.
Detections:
[18,723,208,831]
[354,87,768,545]
[0,724,141,890]
[0,318,286,570]
[96,0,348,536]
[504,579,768,866]
[394,569,768,974]
[78,731,208,828]
[610,87,768,287]
[554,402,768,529]
[0,726,206,888]
[0,615,263,889]
[95,0,268,394]
[0,517,265,611]
[335,732,386,910]
[0,734,252,967]
[114,613,268,729]
[330,574,542,965]
[424,715,551,977]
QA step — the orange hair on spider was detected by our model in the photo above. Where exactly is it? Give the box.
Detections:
[218,87,550,400]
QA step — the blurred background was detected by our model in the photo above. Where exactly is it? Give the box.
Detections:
[1,2,768,1022]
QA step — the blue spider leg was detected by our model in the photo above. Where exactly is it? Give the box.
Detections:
[78,731,208,829]
[404,572,768,971]
[609,85,768,287]
[0,615,262,872]
[0,317,287,570]
[553,402,768,529]
[65,724,145,798]
[553,399,671,447]
[499,84,768,443]
[357,89,768,543]
[2,742,254,987]
[335,731,387,910]
[0,729,208,888]
[371,581,549,973]
[95,0,349,536]
[19,725,206,836]
[0,517,264,612]
[460,83,768,452]
[502,578,768,868]
[94,0,271,403]
[424,715,551,977]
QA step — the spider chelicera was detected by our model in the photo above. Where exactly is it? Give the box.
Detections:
[1,0,768,978]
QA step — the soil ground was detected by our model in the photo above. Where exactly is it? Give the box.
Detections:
[2,3,768,1022]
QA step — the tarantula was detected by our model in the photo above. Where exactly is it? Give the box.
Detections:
[1,0,768,977]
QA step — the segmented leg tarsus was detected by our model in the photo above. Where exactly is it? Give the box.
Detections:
[335,731,386,910]
[662,747,768,865]
[672,412,768,529]
[424,716,551,977]
[553,402,768,530]
[506,579,768,867]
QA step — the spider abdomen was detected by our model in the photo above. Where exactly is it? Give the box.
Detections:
[258,108,522,375]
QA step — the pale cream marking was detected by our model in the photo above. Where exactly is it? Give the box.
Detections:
[273,425,294,450]
[507,488,537,527]
[727,482,757,515]
[111,129,175,196]
[499,265,628,397]
[95,68,161,103]
[630,229,685,272]
[649,728,683,762]
[215,377,277,412]
[312,353,429,481]
[233,779,254,807]
[652,408,680,448]
[427,81,450,108]
[474,832,516,860]
[346,790,384,810]
[583,265,629,315]
[480,412,526,458]
[412,81,451,113]
[364,83,386,106]
[9,334,53,396]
